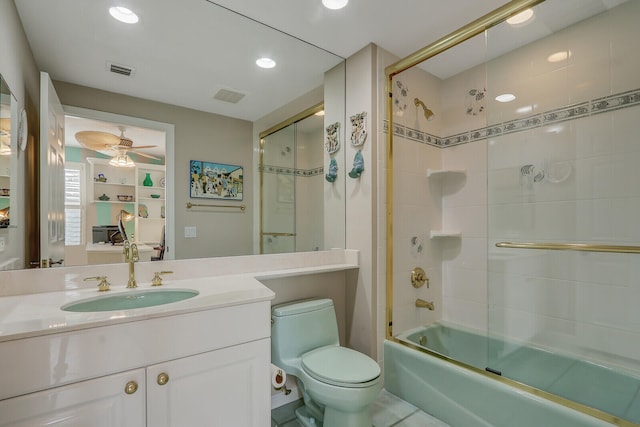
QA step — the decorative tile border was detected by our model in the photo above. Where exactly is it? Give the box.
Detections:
[385,88,640,148]
[260,164,324,177]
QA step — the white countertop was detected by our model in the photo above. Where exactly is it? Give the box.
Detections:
[0,274,275,342]
[0,250,359,342]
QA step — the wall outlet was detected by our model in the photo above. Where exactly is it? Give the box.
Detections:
[184,226,197,238]
[0,237,4,252]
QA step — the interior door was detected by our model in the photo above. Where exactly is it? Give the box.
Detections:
[39,72,65,267]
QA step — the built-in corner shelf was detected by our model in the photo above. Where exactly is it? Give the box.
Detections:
[430,230,462,239]
[427,168,466,178]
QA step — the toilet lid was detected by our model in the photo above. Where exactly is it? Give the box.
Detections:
[302,346,380,388]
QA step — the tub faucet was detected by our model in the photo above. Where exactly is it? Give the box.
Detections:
[415,299,435,310]
[123,240,139,288]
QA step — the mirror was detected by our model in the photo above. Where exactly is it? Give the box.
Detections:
[3,0,346,270]
[0,74,20,270]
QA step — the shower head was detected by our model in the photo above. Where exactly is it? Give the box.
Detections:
[414,98,435,121]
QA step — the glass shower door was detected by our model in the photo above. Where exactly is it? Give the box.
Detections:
[486,1,640,423]
[261,124,296,254]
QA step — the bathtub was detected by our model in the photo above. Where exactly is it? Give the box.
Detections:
[385,323,640,427]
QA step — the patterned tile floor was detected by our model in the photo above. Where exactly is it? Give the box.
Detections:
[271,389,450,427]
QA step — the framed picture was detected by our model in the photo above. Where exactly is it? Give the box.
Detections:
[190,160,243,200]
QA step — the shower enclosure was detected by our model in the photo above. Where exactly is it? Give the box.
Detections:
[387,0,640,425]
[260,106,325,254]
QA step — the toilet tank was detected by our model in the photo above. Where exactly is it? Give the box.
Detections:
[272,299,340,369]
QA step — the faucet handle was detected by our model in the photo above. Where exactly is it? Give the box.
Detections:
[151,271,173,286]
[84,276,111,292]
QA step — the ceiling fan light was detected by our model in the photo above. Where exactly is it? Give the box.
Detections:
[322,0,348,10]
[109,152,135,167]
[109,6,139,24]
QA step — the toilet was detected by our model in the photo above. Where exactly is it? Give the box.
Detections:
[271,298,382,427]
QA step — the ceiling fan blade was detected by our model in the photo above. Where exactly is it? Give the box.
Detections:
[75,131,120,151]
[130,150,161,160]
[127,144,157,149]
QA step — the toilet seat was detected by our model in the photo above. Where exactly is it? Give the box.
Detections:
[301,346,381,388]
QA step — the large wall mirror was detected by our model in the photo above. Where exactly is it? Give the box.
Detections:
[0,74,19,270]
[2,0,345,271]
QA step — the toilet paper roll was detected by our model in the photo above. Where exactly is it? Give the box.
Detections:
[271,363,286,389]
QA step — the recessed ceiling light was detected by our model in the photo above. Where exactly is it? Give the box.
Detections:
[109,6,139,24]
[506,8,534,26]
[322,0,349,10]
[547,50,572,63]
[495,93,516,103]
[256,57,276,69]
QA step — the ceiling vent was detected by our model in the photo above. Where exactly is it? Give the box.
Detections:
[213,88,246,104]
[106,61,135,77]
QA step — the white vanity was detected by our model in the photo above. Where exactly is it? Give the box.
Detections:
[0,250,358,427]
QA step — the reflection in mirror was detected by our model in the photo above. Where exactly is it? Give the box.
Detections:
[0,76,12,229]
[5,0,346,271]
[0,74,20,270]
[260,105,326,254]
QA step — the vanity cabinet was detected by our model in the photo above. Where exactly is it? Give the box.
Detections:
[0,300,272,427]
[147,338,270,426]
[0,368,146,426]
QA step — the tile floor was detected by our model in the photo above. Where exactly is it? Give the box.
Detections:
[271,389,450,427]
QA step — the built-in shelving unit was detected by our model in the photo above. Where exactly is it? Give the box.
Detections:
[87,158,165,247]
[426,168,466,178]
[430,230,462,239]
[427,168,466,240]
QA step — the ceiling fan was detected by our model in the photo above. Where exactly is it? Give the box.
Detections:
[74,126,160,162]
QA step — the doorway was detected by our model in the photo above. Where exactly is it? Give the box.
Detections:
[63,106,175,265]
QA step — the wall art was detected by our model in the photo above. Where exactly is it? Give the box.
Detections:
[189,160,243,200]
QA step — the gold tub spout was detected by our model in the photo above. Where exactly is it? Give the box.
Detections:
[415,299,435,310]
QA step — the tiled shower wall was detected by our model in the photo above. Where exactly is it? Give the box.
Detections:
[391,0,640,372]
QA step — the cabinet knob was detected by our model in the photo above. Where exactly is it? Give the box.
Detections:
[124,380,138,395]
[157,372,170,386]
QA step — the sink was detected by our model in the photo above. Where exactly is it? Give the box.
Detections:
[61,289,199,312]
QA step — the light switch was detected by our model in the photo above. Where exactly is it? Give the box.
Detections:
[184,226,197,238]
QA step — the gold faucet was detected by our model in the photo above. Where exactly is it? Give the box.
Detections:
[123,240,139,288]
[415,299,435,310]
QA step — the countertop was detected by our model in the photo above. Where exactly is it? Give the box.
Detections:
[0,274,274,342]
[0,251,359,343]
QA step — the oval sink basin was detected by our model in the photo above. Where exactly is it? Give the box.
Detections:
[62,289,199,312]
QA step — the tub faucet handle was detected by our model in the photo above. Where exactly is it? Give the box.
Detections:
[84,276,111,292]
[151,271,173,286]
[411,267,428,288]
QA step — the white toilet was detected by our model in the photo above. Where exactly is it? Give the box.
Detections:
[271,298,382,427]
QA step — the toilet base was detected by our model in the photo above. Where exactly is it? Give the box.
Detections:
[295,403,373,427]
[295,406,323,427]
[324,405,372,427]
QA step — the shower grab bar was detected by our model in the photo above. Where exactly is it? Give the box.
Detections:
[261,232,296,237]
[185,202,246,211]
[496,241,640,254]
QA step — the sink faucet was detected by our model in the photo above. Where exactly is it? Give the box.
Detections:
[123,240,139,288]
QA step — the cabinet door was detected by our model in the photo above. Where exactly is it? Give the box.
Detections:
[147,338,270,427]
[0,369,145,427]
